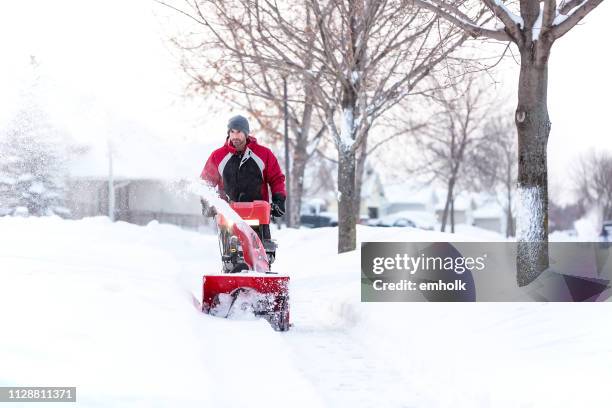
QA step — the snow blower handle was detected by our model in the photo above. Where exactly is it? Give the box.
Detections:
[271,202,283,218]
[271,193,285,218]
[200,198,217,218]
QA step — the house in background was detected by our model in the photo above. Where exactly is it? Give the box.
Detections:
[380,183,512,234]
[301,163,387,222]
[382,184,438,216]
[470,193,514,236]
[434,191,471,226]
[359,166,386,219]
[471,203,503,233]
[65,136,215,230]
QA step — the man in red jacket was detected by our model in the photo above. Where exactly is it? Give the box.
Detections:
[200,115,287,237]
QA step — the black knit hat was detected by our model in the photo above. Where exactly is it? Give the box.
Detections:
[227,115,250,136]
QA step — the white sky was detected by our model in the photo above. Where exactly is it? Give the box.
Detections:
[545,3,612,198]
[0,0,226,145]
[0,0,610,196]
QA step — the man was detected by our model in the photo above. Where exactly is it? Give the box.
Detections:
[200,115,287,236]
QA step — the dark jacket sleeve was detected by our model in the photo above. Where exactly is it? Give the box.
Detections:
[265,149,286,198]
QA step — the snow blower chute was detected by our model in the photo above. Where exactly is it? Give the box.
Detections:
[202,200,290,331]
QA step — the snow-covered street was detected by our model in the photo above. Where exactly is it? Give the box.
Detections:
[1,216,610,407]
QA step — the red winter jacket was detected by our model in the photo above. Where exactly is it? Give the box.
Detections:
[201,136,286,202]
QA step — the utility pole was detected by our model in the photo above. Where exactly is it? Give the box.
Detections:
[283,76,292,227]
[107,139,115,222]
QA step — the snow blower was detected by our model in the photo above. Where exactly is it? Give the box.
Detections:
[202,200,290,331]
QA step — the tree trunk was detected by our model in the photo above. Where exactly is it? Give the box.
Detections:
[336,4,362,253]
[515,48,551,286]
[506,206,514,238]
[288,82,317,228]
[505,159,514,237]
[605,205,612,221]
[353,139,368,222]
[440,177,455,232]
[338,146,357,252]
[450,195,455,233]
[506,175,515,238]
[290,140,308,227]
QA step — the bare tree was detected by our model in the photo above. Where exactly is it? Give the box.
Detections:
[355,116,427,221]
[573,150,612,225]
[472,115,518,237]
[413,0,604,285]
[409,75,491,233]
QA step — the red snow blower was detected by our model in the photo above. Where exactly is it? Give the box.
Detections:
[202,200,290,331]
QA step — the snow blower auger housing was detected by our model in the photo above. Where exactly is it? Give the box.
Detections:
[202,200,290,331]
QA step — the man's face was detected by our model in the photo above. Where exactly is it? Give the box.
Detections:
[229,129,247,151]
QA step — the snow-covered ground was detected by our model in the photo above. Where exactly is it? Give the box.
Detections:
[1,216,610,407]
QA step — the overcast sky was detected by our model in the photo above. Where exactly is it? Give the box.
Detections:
[0,0,610,197]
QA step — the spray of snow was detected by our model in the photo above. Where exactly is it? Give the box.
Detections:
[187,180,242,224]
[186,179,269,273]
[516,186,545,242]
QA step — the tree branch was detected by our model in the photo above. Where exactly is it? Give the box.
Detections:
[559,0,585,14]
[480,0,524,41]
[552,0,604,39]
[542,0,557,32]
[413,0,513,41]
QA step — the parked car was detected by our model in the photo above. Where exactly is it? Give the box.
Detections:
[300,211,338,228]
[369,210,437,230]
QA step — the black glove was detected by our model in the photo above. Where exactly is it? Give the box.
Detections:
[271,193,286,218]
[200,198,217,218]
